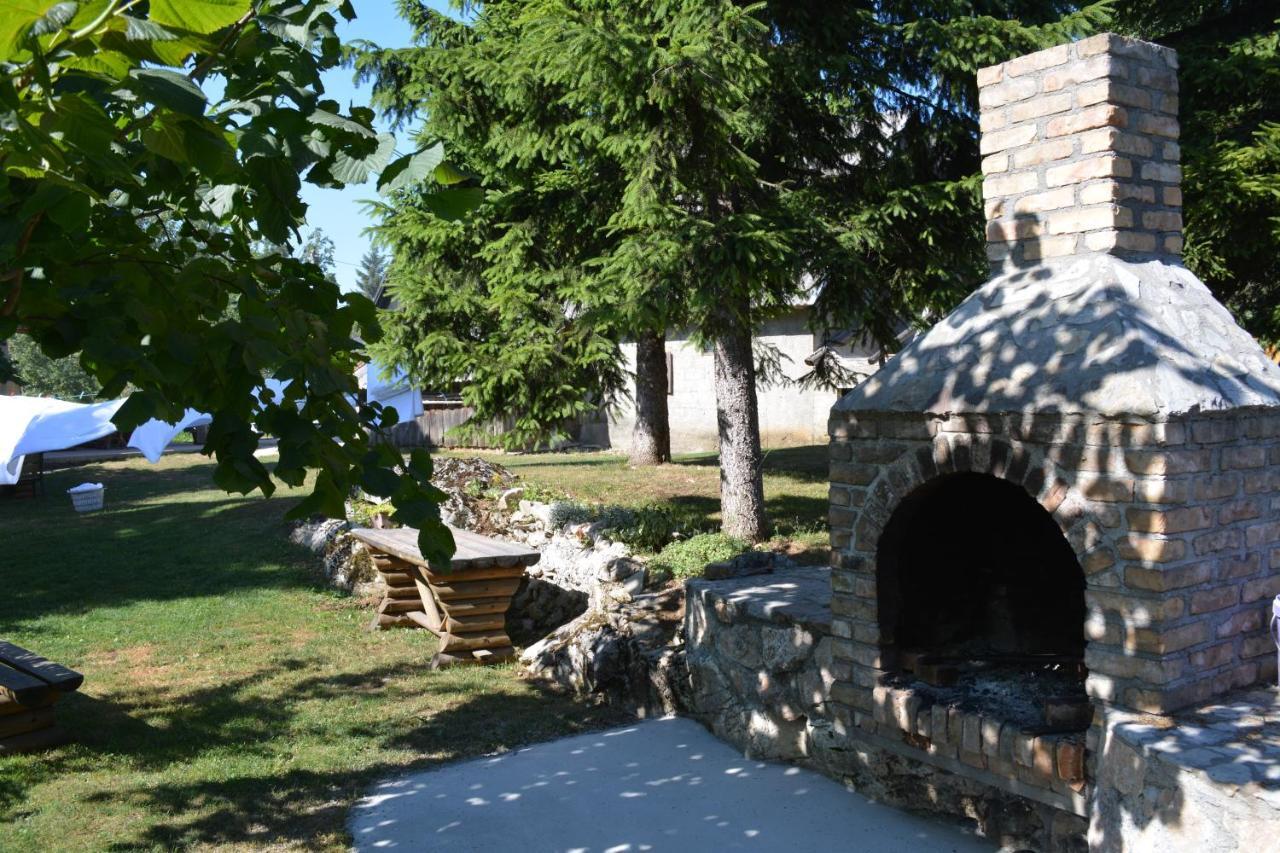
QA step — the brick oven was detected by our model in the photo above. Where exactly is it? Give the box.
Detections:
[827,34,1280,846]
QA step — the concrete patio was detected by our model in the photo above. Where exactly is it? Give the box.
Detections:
[349,716,992,852]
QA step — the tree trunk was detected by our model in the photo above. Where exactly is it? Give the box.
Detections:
[629,329,671,466]
[712,306,767,541]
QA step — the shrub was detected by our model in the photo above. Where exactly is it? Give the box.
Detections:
[347,499,396,528]
[648,533,750,581]
[549,501,594,528]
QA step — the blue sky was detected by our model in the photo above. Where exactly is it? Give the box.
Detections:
[300,1,453,291]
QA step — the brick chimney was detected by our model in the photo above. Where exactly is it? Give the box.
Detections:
[978,34,1182,270]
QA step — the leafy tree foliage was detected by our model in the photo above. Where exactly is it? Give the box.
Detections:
[0,0,470,564]
[356,245,390,300]
[7,332,100,400]
[359,0,1107,538]
[1115,1,1280,345]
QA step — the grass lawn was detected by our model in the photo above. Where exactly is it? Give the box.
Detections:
[0,454,625,851]
[449,444,832,558]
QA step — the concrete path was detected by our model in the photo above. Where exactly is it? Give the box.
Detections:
[349,716,993,852]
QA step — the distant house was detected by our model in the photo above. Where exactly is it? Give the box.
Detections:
[372,280,900,453]
[585,302,900,454]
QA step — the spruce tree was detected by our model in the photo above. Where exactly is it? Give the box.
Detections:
[1115,1,1280,345]
[356,247,391,300]
[359,0,1109,539]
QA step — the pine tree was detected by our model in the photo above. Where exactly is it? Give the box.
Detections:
[359,0,1109,539]
[356,246,391,301]
[1115,1,1280,345]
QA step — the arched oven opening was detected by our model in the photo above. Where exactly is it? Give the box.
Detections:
[877,472,1090,731]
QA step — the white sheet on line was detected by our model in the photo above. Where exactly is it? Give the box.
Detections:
[1,397,125,485]
[0,396,214,485]
[126,409,213,463]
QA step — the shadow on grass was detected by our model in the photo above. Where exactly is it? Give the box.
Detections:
[0,466,318,625]
[663,491,828,538]
[675,445,829,482]
[60,672,623,850]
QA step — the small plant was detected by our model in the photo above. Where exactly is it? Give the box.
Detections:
[648,533,750,582]
[598,503,702,553]
[549,500,594,528]
[347,500,397,528]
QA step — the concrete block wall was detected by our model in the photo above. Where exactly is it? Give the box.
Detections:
[827,409,1280,718]
[979,33,1183,268]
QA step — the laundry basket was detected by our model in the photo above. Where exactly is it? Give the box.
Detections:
[67,483,105,513]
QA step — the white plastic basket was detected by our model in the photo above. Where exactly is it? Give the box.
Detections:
[67,483,105,513]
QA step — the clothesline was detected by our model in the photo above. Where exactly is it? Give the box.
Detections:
[1,361,422,487]
[0,396,211,486]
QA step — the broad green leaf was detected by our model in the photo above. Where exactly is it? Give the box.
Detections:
[420,187,485,221]
[141,117,190,163]
[62,50,133,80]
[121,16,179,43]
[41,93,118,155]
[433,161,472,185]
[0,0,58,60]
[309,108,377,139]
[130,68,207,116]
[330,133,395,185]
[47,191,90,232]
[28,1,76,37]
[202,184,239,217]
[377,143,444,194]
[149,0,250,36]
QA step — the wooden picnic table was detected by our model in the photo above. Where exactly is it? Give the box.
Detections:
[351,526,540,668]
[0,640,83,753]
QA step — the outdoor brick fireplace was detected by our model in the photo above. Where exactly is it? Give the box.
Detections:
[827,33,1280,842]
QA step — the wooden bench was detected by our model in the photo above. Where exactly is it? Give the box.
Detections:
[351,526,540,668]
[0,641,83,753]
[0,452,44,500]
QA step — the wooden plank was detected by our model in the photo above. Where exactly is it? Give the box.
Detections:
[404,611,441,634]
[474,645,516,664]
[409,567,445,634]
[423,564,528,583]
[378,572,416,587]
[384,585,422,601]
[0,725,69,754]
[0,643,83,693]
[435,598,510,617]
[439,632,511,653]
[432,578,522,602]
[0,707,55,738]
[368,613,417,631]
[0,664,53,707]
[351,525,539,572]
[378,598,427,615]
[442,614,507,634]
[0,695,56,717]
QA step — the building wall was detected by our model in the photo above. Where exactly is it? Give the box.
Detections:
[603,308,841,455]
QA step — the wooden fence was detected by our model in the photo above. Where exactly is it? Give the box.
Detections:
[383,400,514,449]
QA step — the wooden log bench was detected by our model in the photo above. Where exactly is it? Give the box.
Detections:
[0,641,83,753]
[351,526,540,669]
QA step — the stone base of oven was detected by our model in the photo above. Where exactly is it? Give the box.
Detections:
[807,723,1090,852]
[1090,690,1280,852]
[685,569,1090,851]
[684,569,1280,851]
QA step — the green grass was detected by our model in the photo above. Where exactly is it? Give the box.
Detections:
[447,444,832,559]
[0,455,625,851]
